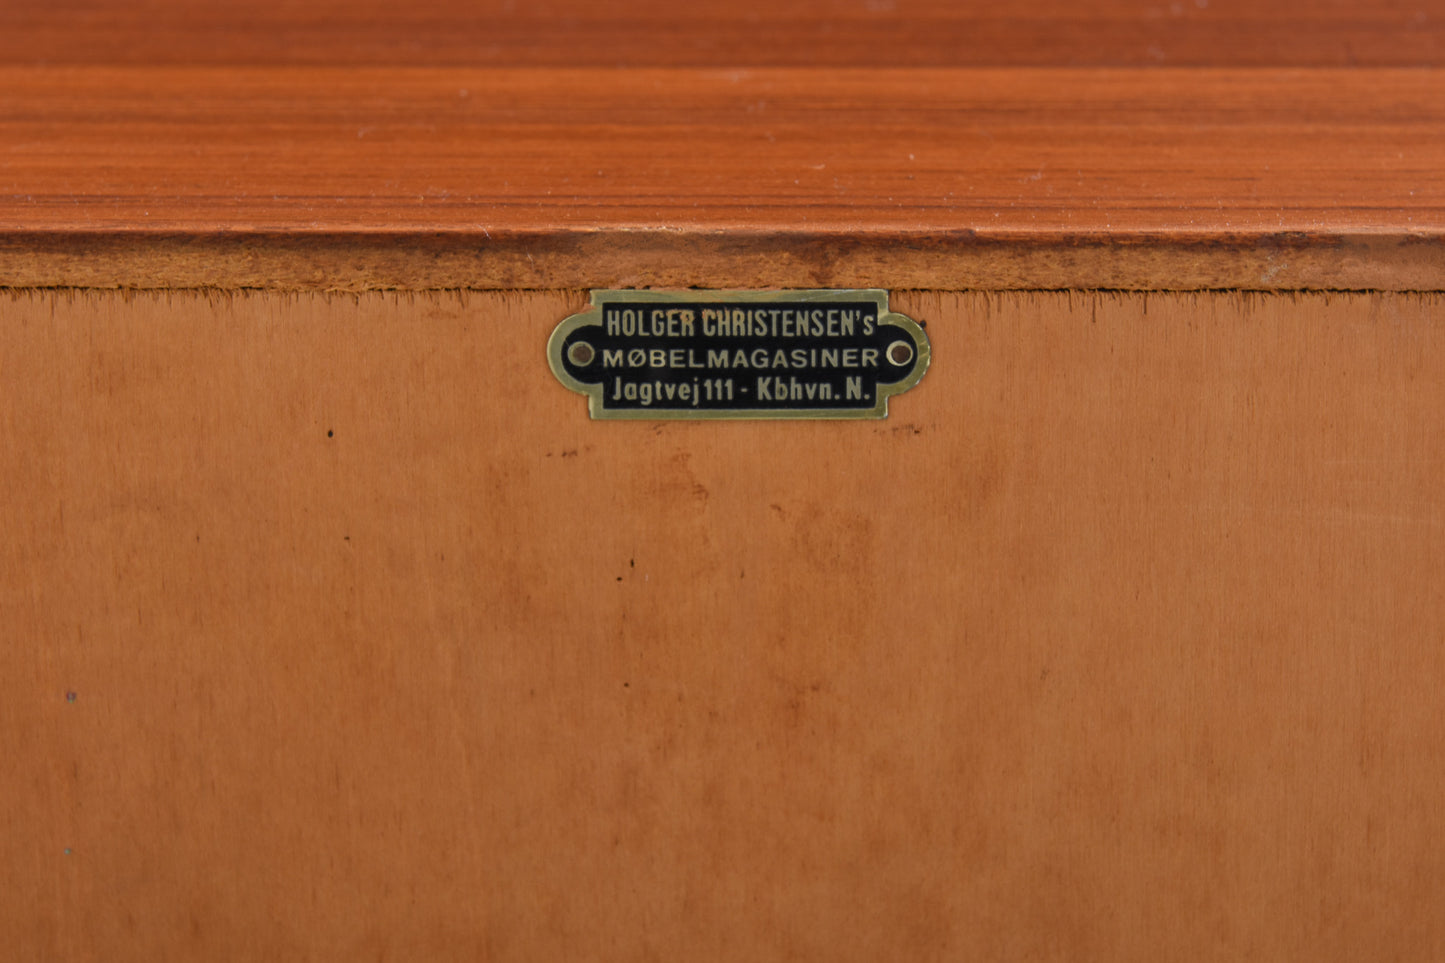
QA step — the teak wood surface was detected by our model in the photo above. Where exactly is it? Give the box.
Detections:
[5,0,1442,68]
[2,1,1444,289]
[3,1,1445,961]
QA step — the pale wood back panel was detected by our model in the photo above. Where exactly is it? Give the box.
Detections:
[3,290,1443,959]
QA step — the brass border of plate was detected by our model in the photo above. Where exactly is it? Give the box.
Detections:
[547,289,931,421]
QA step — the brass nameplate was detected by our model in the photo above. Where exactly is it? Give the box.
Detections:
[548,289,929,420]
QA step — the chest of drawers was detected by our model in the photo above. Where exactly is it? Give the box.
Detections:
[3,3,1443,959]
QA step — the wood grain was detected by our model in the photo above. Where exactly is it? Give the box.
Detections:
[3,67,1443,290]
[4,289,1443,961]
[3,0,1443,68]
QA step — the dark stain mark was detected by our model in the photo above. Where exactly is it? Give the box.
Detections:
[622,682,630,689]
[616,576,623,582]
[629,558,635,568]
[561,449,578,458]
[343,535,350,541]
[327,429,334,438]
[65,691,77,703]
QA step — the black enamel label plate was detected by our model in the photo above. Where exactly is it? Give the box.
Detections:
[548,290,930,420]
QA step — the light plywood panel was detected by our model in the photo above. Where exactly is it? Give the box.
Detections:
[2,289,1443,960]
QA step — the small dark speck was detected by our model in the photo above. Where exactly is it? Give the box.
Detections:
[919,320,928,328]
[616,576,623,582]
[327,430,334,438]
[560,449,578,458]
[64,848,72,856]
[629,558,635,568]
[343,536,350,541]
[623,682,630,688]
[65,691,77,703]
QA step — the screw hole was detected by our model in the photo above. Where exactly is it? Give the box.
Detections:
[568,341,596,366]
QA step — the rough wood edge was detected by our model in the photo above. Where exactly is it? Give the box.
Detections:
[3,230,1444,292]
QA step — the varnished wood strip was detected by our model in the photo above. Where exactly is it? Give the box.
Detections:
[2,68,1443,289]
[2,0,1442,68]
